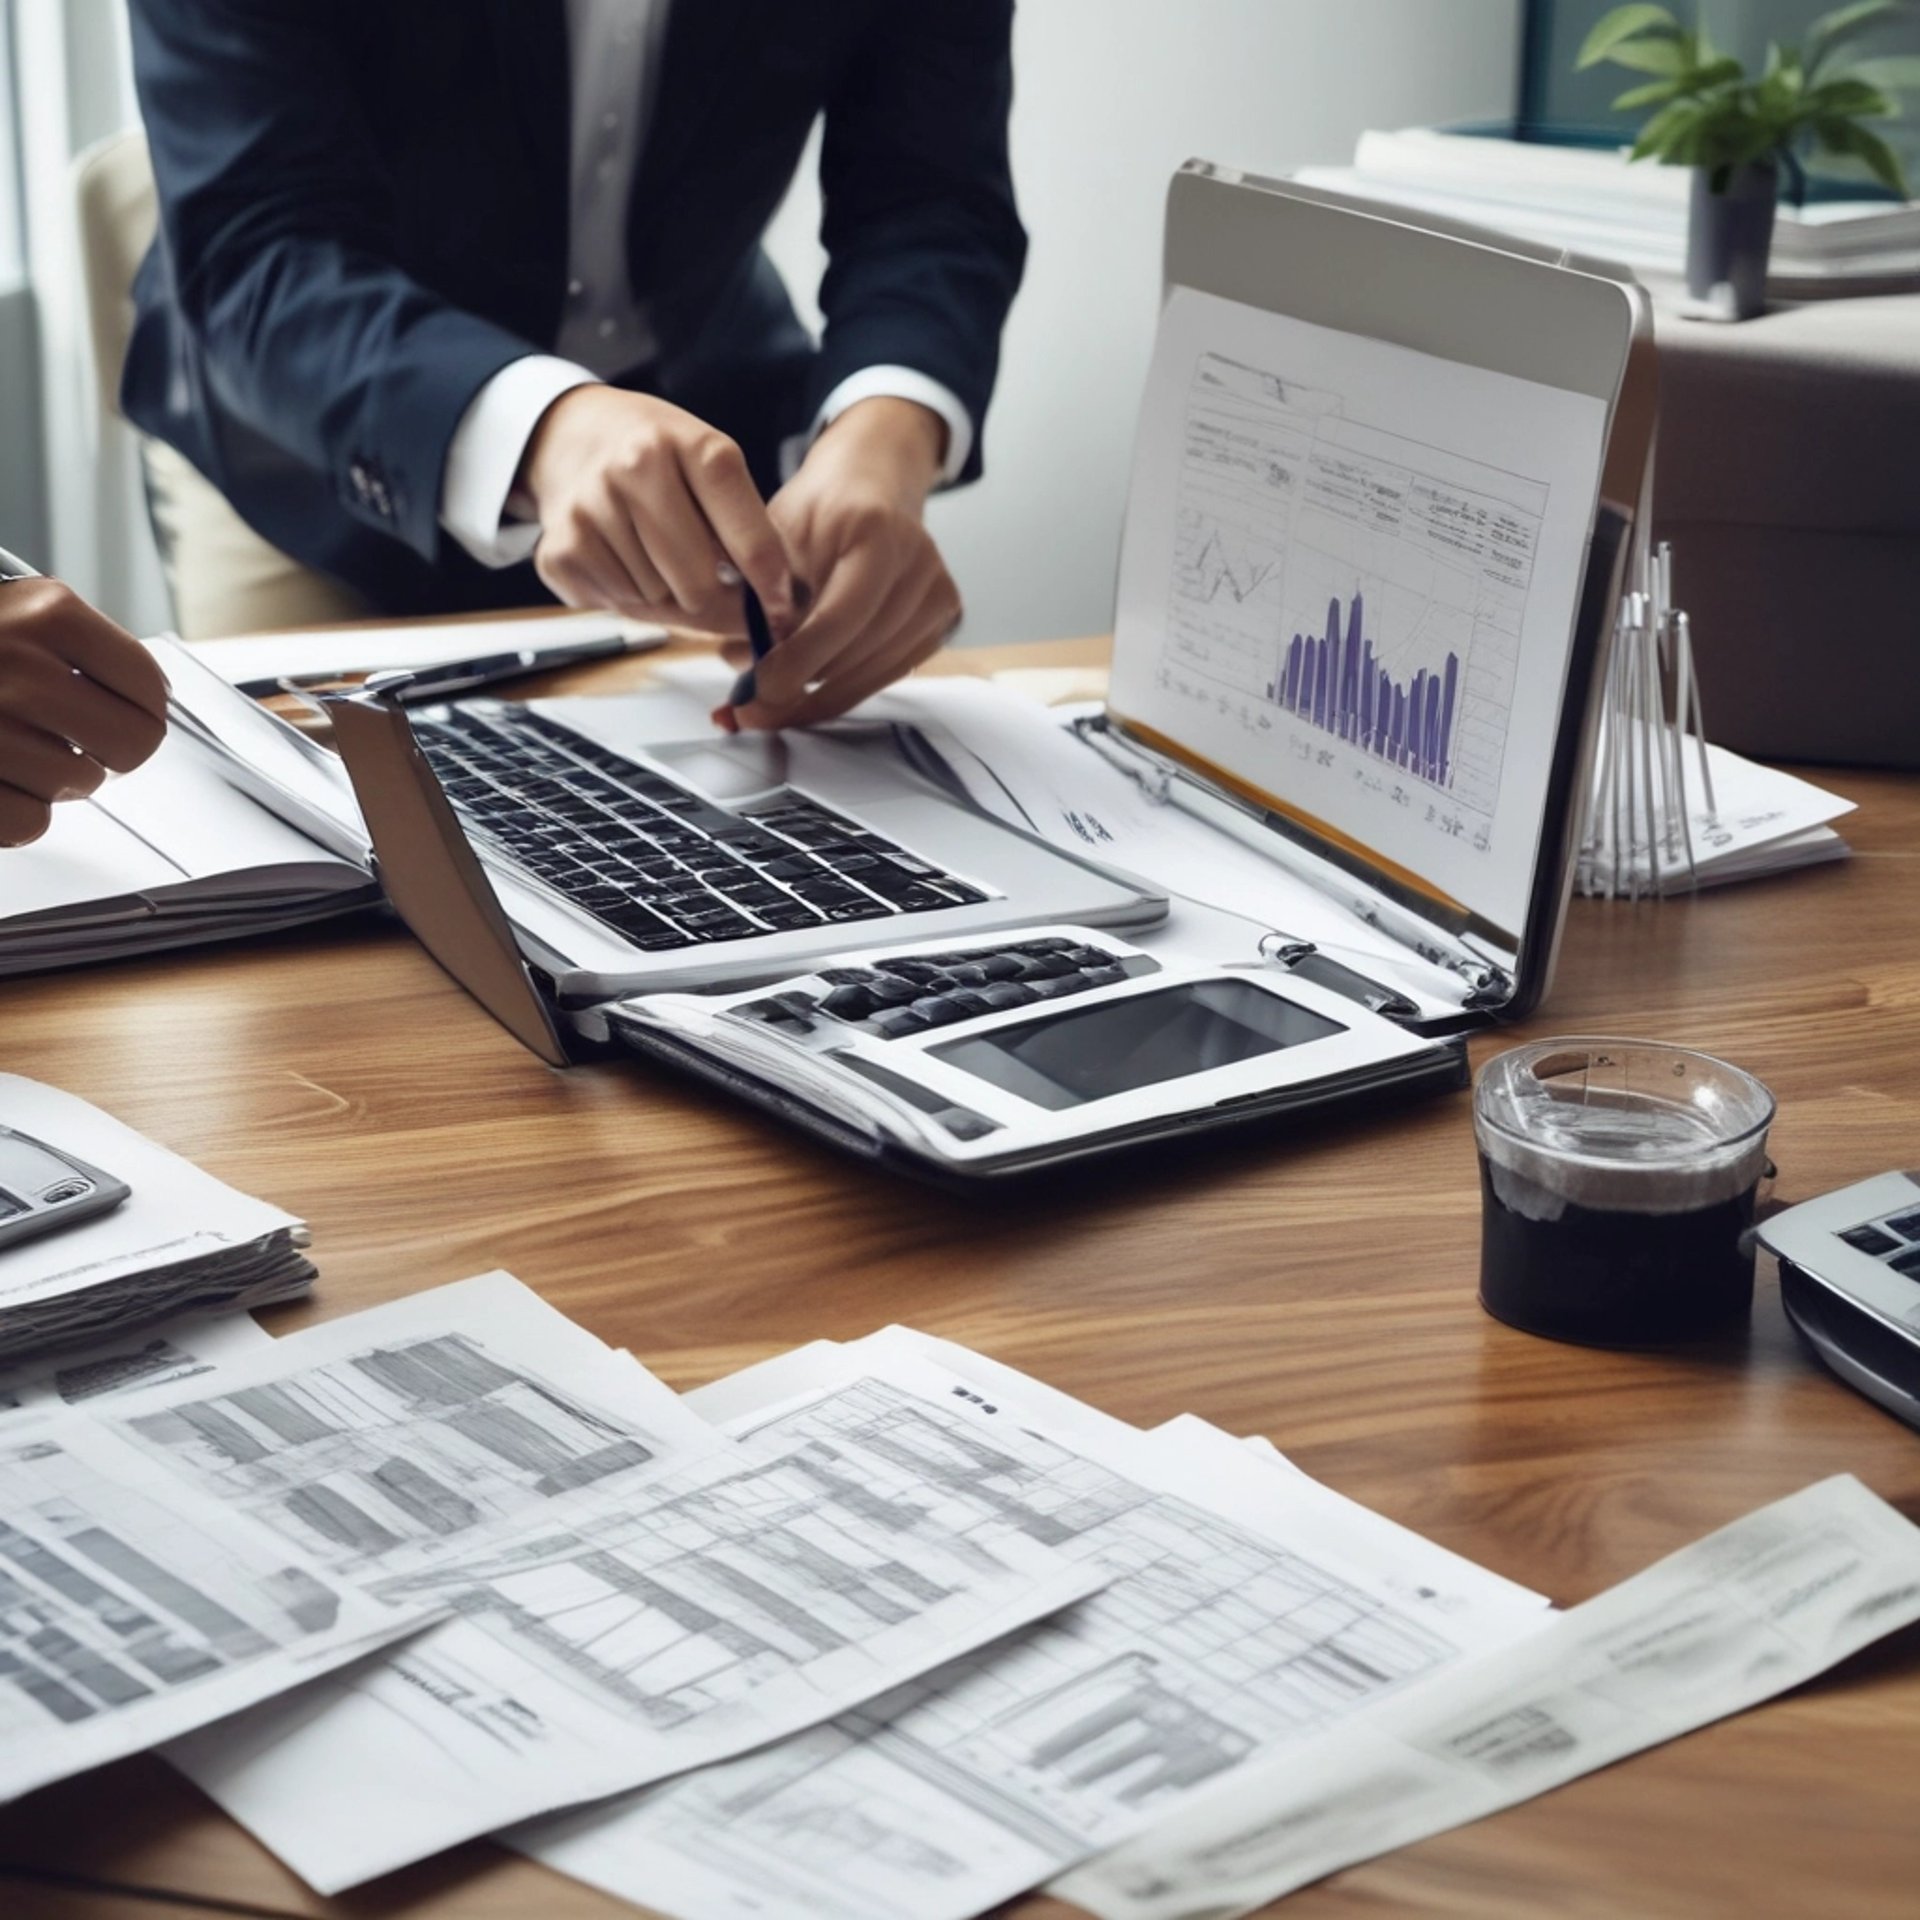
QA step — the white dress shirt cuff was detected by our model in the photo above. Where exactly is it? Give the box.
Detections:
[782,367,975,488]
[440,356,600,568]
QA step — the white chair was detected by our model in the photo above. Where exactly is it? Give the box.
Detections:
[72,127,368,639]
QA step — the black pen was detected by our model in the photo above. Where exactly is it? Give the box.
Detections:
[237,631,639,702]
[393,635,639,702]
[726,584,777,713]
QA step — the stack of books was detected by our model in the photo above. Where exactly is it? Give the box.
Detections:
[1297,128,1920,297]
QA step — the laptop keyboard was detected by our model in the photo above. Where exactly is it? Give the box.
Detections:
[411,706,986,952]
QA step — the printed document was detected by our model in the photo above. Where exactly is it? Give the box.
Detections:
[1109,287,1611,938]
[0,1413,433,1803]
[516,1328,1548,1920]
[0,1312,271,1428]
[111,1273,711,1586]
[160,1310,1106,1891]
[1057,1474,1920,1920]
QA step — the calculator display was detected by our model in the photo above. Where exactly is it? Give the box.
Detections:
[930,980,1342,1111]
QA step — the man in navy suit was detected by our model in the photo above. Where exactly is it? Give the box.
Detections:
[123,1,1026,729]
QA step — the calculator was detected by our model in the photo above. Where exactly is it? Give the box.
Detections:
[1759,1171,1920,1430]
[602,925,1465,1180]
[0,1127,131,1251]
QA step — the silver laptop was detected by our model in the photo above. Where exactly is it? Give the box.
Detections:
[329,679,1166,1009]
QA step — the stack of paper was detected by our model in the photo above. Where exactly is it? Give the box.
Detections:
[1578,735,1855,897]
[1297,129,1920,295]
[0,1077,315,1362]
[10,1271,1920,1919]
[515,1327,1550,1920]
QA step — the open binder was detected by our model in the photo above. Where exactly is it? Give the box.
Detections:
[268,171,1656,1180]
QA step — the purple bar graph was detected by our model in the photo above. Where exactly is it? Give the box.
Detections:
[1272,592,1459,787]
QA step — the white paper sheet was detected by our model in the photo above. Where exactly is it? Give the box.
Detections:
[1109,287,1612,938]
[0,792,182,921]
[87,734,358,897]
[519,1330,1547,1920]
[862,677,1460,1013]
[0,1078,303,1321]
[0,1312,271,1426]
[0,1414,434,1803]
[189,613,664,690]
[167,1355,1105,1892]
[149,636,372,866]
[112,1273,711,1586]
[1056,1474,1920,1920]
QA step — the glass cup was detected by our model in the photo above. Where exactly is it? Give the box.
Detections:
[1474,1037,1776,1346]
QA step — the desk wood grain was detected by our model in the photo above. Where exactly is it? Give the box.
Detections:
[1,639,1916,1919]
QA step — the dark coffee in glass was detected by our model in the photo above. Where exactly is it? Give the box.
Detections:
[1474,1040,1775,1347]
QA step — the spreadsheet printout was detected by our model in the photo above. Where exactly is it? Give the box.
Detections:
[165,1369,1107,1891]
[517,1331,1547,1920]
[1060,1475,1920,1920]
[0,1416,433,1802]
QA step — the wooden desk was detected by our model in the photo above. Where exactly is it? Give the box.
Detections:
[3,639,1918,1920]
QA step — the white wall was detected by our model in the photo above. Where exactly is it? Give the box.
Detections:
[766,0,1523,645]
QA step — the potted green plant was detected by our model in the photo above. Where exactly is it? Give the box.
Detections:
[1579,1,1920,318]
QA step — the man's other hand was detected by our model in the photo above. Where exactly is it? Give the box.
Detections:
[516,387,797,636]
[722,397,957,732]
[0,579,168,847]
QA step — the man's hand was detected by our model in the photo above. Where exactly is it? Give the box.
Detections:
[516,387,797,636]
[723,396,958,732]
[0,579,168,847]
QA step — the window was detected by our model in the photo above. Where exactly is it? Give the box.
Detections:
[0,0,26,284]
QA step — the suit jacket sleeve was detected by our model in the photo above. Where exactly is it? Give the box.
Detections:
[126,0,538,562]
[812,1,1028,488]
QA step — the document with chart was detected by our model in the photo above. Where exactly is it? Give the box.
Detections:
[108,1273,712,1587]
[0,1411,434,1802]
[155,1298,1107,1891]
[515,1329,1549,1920]
[1109,287,1612,940]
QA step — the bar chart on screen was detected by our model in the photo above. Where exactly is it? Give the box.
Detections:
[1162,348,1548,832]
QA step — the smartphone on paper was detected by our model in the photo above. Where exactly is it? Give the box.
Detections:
[0,1127,132,1251]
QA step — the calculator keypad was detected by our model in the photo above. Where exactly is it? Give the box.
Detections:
[734,938,1157,1040]
[1840,1202,1920,1283]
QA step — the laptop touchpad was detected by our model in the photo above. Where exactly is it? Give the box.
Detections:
[646,734,790,804]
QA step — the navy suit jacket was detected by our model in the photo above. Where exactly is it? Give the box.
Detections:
[123,0,1026,615]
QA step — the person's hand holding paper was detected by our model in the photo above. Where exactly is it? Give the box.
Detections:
[0,576,168,845]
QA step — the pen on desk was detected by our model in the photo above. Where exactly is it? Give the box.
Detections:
[392,635,639,702]
[235,631,640,702]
